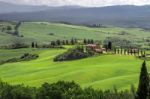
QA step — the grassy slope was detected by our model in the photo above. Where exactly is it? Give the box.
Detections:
[0,22,150,90]
[1,22,150,46]
[0,48,148,90]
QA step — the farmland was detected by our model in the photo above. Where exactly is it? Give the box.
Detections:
[0,47,149,90]
[0,22,150,90]
[1,22,150,48]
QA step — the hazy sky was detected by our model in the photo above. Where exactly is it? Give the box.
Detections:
[1,0,150,7]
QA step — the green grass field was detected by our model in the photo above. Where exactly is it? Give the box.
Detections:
[0,48,148,90]
[0,22,150,90]
[1,22,150,48]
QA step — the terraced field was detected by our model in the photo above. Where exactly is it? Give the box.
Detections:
[0,48,148,90]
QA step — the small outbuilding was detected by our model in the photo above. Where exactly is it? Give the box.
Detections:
[86,44,106,53]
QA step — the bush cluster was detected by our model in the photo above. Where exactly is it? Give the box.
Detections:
[0,53,39,65]
[0,80,134,99]
[54,46,92,62]
[20,53,39,61]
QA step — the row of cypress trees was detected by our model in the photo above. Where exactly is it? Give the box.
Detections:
[114,48,145,56]
[31,39,95,48]
[31,39,78,48]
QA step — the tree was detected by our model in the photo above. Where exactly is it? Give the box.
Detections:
[6,26,12,31]
[87,39,91,44]
[117,49,119,54]
[108,41,112,50]
[71,38,75,45]
[56,40,61,46]
[14,22,21,36]
[124,49,126,55]
[84,39,87,44]
[131,49,133,55]
[121,47,123,54]
[136,61,149,99]
[114,48,117,54]
[133,50,136,56]
[65,40,69,45]
[127,49,129,55]
[51,41,56,46]
[14,30,19,36]
[62,40,66,45]
[91,39,94,44]
[31,42,34,48]
[14,22,21,31]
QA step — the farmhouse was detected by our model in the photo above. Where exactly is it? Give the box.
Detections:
[86,44,106,53]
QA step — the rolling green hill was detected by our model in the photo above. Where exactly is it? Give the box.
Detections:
[0,48,148,90]
[0,22,150,90]
[1,22,150,48]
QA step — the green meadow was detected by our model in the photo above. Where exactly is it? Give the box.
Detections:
[0,22,150,90]
[0,48,149,90]
[1,22,150,47]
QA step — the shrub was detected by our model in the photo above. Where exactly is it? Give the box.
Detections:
[0,80,136,99]
[20,53,39,61]
[54,46,90,62]
[0,53,39,65]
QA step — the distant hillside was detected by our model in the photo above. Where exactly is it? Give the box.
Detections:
[0,2,150,28]
[0,1,49,13]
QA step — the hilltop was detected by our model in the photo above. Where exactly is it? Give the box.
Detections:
[0,2,150,27]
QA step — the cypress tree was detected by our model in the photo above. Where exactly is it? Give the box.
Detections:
[133,49,136,55]
[31,42,34,48]
[91,39,94,44]
[114,48,117,54]
[136,61,149,99]
[14,22,21,36]
[56,40,61,46]
[108,41,112,50]
[121,47,123,54]
[87,39,91,44]
[65,40,69,45]
[131,49,133,55]
[127,49,129,55]
[84,39,87,44]
[51,41,56,46]
[124,49,126,55]
[71,38,75,45]
[62,40,66,45]
[117,49,120,54]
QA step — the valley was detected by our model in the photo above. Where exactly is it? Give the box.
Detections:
[0,22,150,90]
